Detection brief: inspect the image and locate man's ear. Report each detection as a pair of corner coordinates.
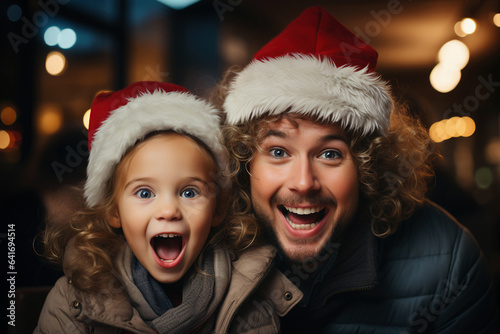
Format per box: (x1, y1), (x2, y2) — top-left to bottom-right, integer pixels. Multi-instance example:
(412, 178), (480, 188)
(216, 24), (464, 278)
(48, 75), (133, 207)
(108, 208), (122, 229)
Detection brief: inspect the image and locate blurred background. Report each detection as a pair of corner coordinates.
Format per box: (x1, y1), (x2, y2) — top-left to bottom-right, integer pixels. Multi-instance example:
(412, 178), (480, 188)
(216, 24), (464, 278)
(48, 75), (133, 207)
(1, 0), (500, 329)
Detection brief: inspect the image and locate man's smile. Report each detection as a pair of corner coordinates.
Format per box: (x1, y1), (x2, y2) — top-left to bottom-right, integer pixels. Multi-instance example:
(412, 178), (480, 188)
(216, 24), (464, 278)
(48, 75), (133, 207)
(279, 205), (326, 230)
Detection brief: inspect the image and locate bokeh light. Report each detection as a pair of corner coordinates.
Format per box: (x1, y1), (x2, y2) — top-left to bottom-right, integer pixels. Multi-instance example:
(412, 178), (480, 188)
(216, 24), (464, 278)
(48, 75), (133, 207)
(38, 105), (63, 135)
(454, 21), (467, 37)
(1, 107), (17, 125)
(460, 18), (476, 35)
(58, 28), (77, 49)
(430, 63), (461, 93)
(83, 109), (91, 130)
(475, 167), (493, 189)
(494, 13), (500, 27)
(429, 117), (476, 142)
(44, 26), (61, 46)
(438, 40), (469, 70)
(461, 116), (476, 137)
(45, 51), (67, 76)
(7, 4), (22, 22)
(0, 130), (10, 149)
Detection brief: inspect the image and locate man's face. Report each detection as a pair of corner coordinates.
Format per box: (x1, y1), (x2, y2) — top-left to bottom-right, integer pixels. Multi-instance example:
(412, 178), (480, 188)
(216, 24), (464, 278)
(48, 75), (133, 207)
(249, 116), (359, 263)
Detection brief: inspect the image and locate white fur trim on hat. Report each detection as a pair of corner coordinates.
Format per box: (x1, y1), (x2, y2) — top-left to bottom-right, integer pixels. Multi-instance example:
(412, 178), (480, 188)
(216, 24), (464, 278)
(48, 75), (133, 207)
(224, 54), (393, 135)
(84, 90), (226, 207)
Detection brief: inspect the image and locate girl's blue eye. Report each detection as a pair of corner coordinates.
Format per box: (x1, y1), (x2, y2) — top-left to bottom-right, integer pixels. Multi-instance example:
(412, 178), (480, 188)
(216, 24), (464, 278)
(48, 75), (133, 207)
(270, 148), (288, 158)
(181, 188), (199, 198)
(136, 189), (153, 199)
(320, 150), (341, 160)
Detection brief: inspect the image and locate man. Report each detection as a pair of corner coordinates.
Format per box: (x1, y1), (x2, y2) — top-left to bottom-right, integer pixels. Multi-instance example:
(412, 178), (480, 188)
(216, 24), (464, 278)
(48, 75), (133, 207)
(215, 6), (499, 333)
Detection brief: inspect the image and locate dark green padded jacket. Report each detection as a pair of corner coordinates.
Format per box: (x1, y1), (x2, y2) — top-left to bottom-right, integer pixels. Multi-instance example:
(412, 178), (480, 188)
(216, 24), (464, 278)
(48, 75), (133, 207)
(279, 201), (499, 333)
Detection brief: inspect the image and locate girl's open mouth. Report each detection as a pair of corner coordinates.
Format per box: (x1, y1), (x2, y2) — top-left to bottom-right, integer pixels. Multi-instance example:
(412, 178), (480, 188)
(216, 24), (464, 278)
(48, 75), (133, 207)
(151, 234), (184, 265)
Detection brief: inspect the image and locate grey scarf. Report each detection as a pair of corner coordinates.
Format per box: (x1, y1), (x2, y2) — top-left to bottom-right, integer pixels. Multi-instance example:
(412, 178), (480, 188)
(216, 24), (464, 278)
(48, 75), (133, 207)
(122, 246), (216, 334)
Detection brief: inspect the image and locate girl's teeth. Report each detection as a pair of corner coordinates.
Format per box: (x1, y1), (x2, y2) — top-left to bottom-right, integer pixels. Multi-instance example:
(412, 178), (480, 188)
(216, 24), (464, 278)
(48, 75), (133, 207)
(157, 233), (180, 238)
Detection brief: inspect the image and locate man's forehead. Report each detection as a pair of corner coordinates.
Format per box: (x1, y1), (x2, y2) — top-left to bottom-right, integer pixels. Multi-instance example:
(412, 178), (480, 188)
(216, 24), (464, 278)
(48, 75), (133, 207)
(262, 113), (345, 134)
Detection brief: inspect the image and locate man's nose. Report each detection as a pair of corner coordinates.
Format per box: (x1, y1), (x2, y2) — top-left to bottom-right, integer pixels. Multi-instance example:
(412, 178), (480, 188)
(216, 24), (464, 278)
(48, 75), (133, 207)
(287, 158), (321, 194)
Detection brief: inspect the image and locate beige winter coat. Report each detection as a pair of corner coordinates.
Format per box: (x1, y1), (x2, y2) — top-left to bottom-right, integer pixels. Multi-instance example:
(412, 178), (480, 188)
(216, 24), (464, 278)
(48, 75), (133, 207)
(35, 242), (301, 334)
(216, 245), (303, 333)
(34, 243), (231, 334)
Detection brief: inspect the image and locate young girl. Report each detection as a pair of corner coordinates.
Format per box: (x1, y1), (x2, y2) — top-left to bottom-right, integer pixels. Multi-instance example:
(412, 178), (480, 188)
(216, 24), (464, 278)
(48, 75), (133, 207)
(35, 81), (251, 333)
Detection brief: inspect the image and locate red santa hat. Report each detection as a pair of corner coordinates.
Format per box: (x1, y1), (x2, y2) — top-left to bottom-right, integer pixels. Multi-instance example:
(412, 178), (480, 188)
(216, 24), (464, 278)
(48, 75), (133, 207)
(84, 81), (226, 208)
(223, 6), (393, 135)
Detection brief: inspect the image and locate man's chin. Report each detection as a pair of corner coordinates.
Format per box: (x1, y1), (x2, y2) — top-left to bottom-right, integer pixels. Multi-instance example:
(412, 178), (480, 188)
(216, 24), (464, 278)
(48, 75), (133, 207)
(278, 239), (329, 264)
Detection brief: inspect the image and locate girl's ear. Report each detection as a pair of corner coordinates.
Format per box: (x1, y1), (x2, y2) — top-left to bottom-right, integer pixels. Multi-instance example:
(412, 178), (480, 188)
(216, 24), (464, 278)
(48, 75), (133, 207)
(108, 208), (122, 229)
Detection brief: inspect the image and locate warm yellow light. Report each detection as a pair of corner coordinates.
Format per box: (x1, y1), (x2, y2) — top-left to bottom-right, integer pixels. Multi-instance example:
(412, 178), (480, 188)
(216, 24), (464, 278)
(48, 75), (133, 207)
(460, 18), (476, 34)
(429, 123), (441, 142)
(444, 117), (459, 138)
(1, 106), (17, 125)
(430, 63), (461, 93)
(429, 117), (476, 142)
(437, 121), (449, 141)
(45, 51), (67, 76)
(462, 116), (476, 137)
(454, 22), (467, 37)
(455, 117), (467, 136)
(83, 109), (91, 130)
(0, 130), (10, 149)
(438, 40), (469, 70)
(38, 105), (63, 135)
(494, 13), (500, 27)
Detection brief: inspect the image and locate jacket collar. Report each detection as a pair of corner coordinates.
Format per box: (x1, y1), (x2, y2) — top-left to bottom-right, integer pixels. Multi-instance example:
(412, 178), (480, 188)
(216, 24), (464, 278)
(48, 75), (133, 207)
(309, 218), (379, 308)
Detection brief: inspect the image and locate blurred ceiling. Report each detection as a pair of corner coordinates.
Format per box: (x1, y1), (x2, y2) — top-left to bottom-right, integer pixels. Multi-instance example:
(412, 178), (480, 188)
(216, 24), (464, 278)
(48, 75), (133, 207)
(229, 0), (500, 70)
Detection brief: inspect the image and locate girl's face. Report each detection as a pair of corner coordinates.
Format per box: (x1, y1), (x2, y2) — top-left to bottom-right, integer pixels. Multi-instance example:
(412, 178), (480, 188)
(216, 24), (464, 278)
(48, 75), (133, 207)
(110, 133), (220, 283)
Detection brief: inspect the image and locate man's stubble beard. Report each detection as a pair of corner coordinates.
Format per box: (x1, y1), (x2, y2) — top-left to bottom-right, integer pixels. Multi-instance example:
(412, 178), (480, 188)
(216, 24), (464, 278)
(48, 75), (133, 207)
(252, 201), (355, 265)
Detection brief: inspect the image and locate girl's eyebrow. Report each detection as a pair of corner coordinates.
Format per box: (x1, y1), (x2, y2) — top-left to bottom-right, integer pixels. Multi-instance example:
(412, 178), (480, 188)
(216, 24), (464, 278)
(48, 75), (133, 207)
(124, 176), (211, 190)
(123, 177), (154, 190)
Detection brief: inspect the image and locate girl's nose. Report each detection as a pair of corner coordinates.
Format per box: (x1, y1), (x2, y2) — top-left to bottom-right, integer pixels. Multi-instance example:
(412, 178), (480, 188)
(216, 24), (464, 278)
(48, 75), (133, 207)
(155, 197), (182, 222)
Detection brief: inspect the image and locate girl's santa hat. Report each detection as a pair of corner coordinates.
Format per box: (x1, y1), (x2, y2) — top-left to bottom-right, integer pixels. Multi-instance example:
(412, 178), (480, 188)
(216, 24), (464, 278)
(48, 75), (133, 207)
(85, 81), (226, 207)
(223, 6), (393, 135)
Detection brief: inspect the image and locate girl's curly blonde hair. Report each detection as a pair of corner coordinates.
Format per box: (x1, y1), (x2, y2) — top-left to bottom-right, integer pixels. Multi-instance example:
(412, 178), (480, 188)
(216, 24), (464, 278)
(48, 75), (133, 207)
(212, 67), (437, 240)
(42, 132), (254, 293)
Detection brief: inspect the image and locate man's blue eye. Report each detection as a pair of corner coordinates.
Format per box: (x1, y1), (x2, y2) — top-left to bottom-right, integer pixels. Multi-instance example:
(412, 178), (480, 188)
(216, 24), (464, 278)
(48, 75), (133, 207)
(136, 189), (153, 199)
(321, 150), (341, 160)
(181, 188), (198, 198)
(270, 148), (287, 158)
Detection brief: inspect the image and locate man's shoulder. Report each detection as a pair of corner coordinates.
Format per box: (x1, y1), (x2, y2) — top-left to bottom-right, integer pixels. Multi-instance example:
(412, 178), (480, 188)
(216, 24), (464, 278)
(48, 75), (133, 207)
(382, 200), (482, 264)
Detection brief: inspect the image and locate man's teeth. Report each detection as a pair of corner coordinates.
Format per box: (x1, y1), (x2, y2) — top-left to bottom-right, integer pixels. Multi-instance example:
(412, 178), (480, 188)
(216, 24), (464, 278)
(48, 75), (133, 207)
(285, 216), (319, 230)
(283, 206), (323, 215)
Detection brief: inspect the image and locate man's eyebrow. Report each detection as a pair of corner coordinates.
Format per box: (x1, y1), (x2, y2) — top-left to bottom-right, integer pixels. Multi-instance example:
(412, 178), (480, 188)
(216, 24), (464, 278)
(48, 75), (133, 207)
(262, 129), (348, 143)
(320, 134), (348, 144)
(263, 129), (287, 138)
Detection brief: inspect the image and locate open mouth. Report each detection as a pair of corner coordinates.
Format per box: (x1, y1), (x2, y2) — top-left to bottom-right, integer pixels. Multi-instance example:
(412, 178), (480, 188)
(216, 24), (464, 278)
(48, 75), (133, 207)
(151, 234), (183, 263)
(279, 205), (326, 230)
